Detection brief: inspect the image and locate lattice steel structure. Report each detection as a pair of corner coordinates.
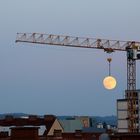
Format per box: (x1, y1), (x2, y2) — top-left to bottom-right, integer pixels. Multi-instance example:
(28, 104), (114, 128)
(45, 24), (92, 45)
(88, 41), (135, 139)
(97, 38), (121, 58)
(16, 33), (140, 132)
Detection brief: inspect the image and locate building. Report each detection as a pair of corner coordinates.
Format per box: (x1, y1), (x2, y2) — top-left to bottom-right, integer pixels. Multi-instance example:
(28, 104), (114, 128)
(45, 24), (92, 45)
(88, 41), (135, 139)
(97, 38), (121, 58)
(47, 130), (106, 140)
(110, 133), (140, 140)
(117, 90), (140, 132)
(82, 127), (106, 133)
(10, 127), (39, 140)
(75, 116), (90, 127)
(0, 115), (111, 140)
(117, 99), (128, 132)
(47, 118), (63, 136)
(0, 114), (64, 136)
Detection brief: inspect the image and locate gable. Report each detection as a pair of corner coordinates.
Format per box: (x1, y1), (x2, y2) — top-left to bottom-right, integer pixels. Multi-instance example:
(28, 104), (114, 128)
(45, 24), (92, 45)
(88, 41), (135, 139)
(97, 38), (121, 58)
(48, 119), (63, 136)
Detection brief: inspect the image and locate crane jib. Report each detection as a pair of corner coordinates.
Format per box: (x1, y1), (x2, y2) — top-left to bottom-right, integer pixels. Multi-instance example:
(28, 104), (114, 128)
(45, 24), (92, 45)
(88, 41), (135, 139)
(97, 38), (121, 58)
(15, 33), (140, 53)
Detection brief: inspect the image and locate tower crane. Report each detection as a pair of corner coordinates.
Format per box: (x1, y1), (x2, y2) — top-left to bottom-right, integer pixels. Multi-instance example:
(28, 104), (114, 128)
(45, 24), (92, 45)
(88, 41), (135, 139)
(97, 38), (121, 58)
(16, 33), (140, 132)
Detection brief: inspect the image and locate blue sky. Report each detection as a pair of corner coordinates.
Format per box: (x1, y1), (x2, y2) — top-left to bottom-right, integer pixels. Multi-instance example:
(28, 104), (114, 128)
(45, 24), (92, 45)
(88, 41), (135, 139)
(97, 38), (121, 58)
(0, 0), (140, 116)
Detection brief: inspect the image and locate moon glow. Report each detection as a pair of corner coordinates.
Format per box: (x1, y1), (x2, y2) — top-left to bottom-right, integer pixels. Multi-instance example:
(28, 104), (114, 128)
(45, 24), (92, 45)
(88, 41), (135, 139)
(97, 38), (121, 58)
(103, 76), (117, 90)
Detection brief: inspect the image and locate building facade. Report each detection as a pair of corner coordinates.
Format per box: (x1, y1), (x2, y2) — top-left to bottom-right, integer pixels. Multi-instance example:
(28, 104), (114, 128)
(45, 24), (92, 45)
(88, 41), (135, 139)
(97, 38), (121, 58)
(117, 90), (140, 132)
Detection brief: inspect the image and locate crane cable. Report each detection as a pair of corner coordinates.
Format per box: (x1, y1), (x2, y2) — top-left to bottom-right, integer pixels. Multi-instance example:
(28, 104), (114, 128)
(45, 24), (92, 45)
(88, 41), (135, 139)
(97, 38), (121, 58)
(107, 58), (112, 76)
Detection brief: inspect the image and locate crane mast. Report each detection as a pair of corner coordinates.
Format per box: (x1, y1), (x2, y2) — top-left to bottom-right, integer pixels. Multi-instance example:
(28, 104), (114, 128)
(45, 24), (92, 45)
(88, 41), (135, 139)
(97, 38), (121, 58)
(16, 33), (140, 132)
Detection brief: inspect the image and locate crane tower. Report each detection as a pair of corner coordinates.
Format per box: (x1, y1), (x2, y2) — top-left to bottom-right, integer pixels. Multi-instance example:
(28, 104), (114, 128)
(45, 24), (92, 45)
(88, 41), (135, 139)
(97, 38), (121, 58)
(16, 33), (140, 132)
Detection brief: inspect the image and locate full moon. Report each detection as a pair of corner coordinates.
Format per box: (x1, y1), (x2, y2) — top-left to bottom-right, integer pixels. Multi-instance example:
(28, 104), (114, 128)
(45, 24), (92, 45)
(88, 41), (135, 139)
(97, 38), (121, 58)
(103, 76), (117, 90)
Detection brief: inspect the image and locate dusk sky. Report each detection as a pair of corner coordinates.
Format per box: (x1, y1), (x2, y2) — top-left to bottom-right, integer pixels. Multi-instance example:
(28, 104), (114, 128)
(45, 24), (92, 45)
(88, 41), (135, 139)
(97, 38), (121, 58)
(0, 0), (140, 116)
